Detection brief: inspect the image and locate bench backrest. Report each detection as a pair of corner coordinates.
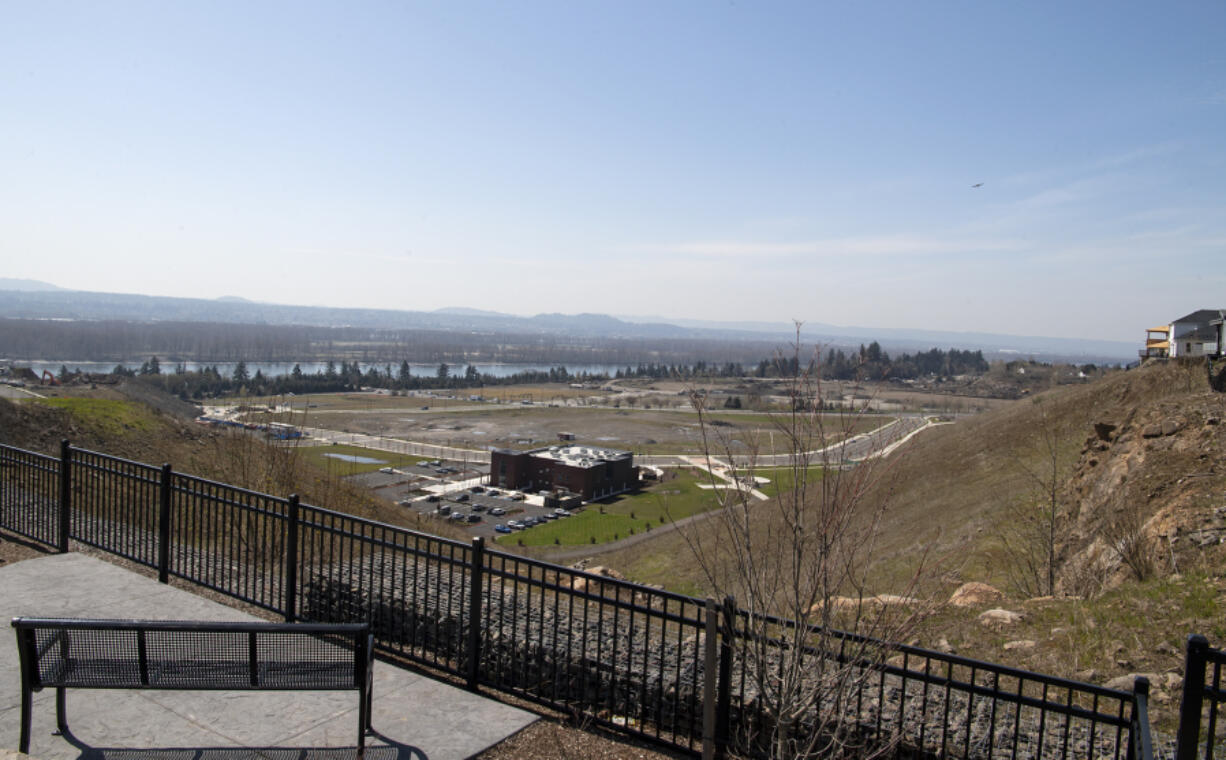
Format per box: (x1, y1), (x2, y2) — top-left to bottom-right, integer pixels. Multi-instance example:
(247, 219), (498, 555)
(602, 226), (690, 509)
(12, 618), (371, 691)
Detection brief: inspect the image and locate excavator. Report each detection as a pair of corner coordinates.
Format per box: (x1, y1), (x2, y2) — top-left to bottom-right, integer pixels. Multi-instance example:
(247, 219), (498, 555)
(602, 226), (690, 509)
(40, 370), (59, 386)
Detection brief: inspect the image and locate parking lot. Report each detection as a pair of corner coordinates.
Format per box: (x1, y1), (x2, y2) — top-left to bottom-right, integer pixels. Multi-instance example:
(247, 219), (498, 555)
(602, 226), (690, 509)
(410, 485), (580, 539)
(346, 459), (583, 540)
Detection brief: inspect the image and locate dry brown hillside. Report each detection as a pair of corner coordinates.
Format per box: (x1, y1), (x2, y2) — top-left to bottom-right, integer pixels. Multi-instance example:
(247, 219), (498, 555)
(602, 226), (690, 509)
(582, 360), (1226, 721)
(0, 386), (457, 537)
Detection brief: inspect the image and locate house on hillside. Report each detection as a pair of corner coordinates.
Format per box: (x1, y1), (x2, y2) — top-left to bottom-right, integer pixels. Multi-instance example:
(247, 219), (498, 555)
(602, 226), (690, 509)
(1169, 310), (1225, 357)
(1141, 325), (1170, 359)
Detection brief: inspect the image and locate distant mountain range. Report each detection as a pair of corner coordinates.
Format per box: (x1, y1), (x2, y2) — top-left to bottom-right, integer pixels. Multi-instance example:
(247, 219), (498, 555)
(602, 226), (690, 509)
(0, 281), (1138, 363)
(0, 278), (66, 292)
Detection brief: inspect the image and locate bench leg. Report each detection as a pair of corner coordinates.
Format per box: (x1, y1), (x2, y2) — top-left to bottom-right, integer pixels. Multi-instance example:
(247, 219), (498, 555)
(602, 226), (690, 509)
(365, 679), (374, 731)
(55, 686), (68, 734)
(19, 684), (32, 754)
(358, 690), (368, 756)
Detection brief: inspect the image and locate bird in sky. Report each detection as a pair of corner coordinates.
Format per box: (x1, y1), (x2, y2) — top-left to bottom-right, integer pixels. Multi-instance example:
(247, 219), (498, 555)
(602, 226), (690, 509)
(971, 182), (984, 188)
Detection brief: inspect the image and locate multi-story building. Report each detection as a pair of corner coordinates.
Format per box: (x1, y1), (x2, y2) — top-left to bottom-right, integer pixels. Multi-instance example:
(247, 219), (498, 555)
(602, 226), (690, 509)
(1169, 310), (1225, 357)
(490, 445), (639, 502)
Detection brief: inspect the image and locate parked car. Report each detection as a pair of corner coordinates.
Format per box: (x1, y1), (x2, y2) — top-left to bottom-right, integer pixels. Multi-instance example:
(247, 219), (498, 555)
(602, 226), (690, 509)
(486, 489), (500, 496)
(437, 504), (451, 515)
(506, 520), (523, 530)
(426, 495), (440, 502)
(553, 508), (570, 516)
(470, 486), (484, 493)
(466, 514), (481, 523)
(543, 512), (558, 520)
(455, 494), (469, 502)
(448, 512), (466, 521)
(494, 524), (511, 534)
(488, 507), (506, 516)
(509, 492), (525, 501)
(471, 504), (487, 512)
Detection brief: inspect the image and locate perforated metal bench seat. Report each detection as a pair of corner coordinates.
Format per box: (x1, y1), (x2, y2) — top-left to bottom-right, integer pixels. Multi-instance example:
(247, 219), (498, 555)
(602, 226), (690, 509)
(12, 618), (374, 755)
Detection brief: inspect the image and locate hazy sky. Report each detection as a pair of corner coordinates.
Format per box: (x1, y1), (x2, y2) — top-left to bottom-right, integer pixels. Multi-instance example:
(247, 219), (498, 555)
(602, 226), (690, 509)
(2, 2), (1223, 342)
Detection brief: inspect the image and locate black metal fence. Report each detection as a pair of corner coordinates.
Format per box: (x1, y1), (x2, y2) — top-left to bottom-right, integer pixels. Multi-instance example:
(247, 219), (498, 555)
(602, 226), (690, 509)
(0, 440), (1186, 758)
(1176, 635), (1226, 760)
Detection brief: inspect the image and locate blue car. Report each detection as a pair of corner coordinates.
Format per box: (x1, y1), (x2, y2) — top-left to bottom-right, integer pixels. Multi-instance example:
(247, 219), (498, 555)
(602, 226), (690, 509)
(494, 524), (512, 534)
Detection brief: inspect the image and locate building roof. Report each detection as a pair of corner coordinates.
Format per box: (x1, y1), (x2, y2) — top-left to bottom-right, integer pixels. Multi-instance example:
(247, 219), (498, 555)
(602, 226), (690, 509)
(1176, 326), (1220, 342)
(529, 445), (632, 468)
(1173, 309), (1226, 325)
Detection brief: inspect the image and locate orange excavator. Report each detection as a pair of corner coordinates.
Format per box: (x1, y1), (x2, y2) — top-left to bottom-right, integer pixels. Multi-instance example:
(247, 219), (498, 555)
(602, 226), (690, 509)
(40, 370), (60, 386)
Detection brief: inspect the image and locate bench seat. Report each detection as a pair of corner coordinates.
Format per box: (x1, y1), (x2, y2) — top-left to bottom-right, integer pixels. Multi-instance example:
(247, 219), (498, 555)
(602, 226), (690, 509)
(13, 618), (373, 754)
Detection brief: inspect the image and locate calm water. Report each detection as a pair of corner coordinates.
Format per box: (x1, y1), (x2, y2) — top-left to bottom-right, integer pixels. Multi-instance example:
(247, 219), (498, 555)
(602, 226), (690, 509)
(13, 360), (626, 379)
(322, 453), (386, 464)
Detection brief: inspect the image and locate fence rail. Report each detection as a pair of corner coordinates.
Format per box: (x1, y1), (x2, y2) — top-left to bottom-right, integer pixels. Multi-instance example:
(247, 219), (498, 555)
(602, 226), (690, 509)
(0, 440), (1193, 759)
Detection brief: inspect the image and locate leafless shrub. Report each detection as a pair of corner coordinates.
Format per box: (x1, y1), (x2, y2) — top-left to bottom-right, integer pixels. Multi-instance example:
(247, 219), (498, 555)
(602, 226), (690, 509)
(676, 326), (926, 759)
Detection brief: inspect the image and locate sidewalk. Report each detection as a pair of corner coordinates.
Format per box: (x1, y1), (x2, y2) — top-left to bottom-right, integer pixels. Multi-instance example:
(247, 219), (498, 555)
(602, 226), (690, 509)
(0, 553), (536, 759)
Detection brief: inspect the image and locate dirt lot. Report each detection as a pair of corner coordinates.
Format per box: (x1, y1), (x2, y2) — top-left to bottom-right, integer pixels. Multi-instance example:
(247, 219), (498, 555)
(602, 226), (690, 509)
(290, 403), (893, 455)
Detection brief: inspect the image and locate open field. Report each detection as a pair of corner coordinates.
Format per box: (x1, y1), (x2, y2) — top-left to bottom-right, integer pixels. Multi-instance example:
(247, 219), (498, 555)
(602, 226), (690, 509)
(496, 470), (716, 548)
(296, 442), (427, 476)
(234, 391), (898, 456)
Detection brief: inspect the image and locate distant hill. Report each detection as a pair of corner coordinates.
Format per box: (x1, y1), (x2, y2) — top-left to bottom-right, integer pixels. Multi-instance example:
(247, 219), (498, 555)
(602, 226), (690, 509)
(0, 286), (1138, 363)
(433, 306), (511, 318)
(0, 278), (64, 292)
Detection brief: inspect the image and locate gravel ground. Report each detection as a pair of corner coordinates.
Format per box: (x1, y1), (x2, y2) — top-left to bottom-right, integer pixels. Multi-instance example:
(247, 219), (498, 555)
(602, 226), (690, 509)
(473, 717), (687, 760)
(0, 530), (54, 567)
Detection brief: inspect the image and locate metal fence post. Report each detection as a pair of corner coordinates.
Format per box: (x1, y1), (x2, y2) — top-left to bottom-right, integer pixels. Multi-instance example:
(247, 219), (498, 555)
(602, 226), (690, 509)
(284, 495), (300, 622)
(1177, 634), (1210, 760)
(57, 440), (71, 553)
(157, 463), (172, 583)
(702, 598), (718, 760)
(715, 595), (736, 759)
(466, 536), (485, 691)
(1129, 676), (1152, 760)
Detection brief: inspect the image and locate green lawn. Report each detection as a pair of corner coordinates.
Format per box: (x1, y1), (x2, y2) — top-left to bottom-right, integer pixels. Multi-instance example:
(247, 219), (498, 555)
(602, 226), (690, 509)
(297, 443), (428, 476)
(738, 464), (827, 499)
(497, 470), (721, 547)
(36, 398), (156, 436)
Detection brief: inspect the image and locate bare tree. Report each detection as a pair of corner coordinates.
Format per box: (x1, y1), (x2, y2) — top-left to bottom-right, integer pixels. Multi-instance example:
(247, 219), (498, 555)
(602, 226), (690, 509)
(677, 328), (924, 759)
(998, 398), (1068, 597)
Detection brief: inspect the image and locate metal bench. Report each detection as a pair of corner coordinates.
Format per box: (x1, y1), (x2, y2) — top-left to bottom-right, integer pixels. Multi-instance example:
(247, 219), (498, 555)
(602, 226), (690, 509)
(12, 617), (374, 755)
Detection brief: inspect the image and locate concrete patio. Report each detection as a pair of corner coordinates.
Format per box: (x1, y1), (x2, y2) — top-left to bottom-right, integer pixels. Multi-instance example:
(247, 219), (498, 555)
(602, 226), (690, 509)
(0, 553), (537, 759)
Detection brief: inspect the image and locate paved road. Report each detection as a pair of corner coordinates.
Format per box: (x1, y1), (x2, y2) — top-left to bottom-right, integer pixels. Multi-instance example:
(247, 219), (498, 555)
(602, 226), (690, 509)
(637, 414), (933, 468)
(0, 383), (44, 400)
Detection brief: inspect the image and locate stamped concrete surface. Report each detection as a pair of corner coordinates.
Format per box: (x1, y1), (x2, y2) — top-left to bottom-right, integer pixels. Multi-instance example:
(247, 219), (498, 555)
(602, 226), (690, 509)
(0, 553), (536, 760)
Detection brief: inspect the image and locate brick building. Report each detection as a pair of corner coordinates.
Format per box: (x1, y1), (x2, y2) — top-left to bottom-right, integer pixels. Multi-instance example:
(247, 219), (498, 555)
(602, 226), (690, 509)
(489, 445), (639, 501)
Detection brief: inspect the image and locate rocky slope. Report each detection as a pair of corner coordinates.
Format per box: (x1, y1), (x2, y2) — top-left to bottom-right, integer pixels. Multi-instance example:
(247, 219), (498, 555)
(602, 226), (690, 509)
(1058, 361), (1226, 595)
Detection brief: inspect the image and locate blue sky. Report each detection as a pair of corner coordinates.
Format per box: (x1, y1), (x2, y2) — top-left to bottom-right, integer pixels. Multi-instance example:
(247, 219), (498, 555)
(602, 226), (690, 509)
(2, 1), (1223, 342)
